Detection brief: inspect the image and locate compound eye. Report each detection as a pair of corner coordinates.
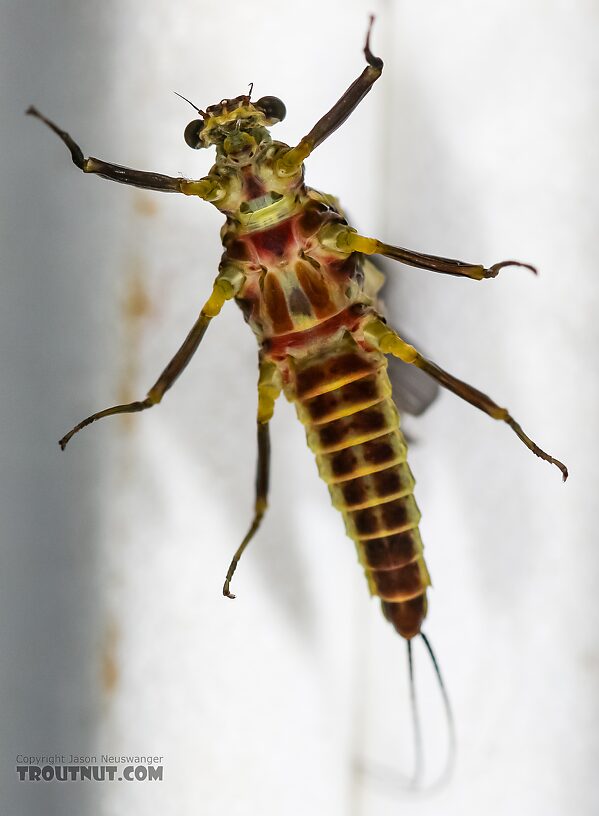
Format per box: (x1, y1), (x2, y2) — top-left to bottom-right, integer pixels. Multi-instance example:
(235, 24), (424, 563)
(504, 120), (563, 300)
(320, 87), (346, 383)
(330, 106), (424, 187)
(184, 119), (205, 149)
(255, 96), (286, 124)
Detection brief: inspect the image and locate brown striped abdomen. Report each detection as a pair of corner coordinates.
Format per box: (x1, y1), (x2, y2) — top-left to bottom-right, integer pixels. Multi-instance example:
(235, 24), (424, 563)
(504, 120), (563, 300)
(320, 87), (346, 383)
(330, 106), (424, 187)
(291, 341), (431, 639)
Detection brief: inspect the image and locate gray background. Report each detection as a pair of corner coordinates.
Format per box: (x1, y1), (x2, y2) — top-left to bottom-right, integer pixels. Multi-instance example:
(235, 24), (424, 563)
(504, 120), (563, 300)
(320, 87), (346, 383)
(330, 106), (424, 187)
(1, 1), (597, 814)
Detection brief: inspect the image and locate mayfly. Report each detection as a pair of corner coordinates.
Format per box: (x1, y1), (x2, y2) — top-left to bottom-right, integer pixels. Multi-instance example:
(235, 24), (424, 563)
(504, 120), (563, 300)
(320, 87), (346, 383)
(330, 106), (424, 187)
(28, 17), (567, 782)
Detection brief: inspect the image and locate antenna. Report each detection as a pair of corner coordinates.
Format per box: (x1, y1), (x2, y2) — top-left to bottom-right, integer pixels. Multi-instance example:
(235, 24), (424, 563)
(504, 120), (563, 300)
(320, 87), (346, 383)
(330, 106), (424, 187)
(174, 91), (206, 118)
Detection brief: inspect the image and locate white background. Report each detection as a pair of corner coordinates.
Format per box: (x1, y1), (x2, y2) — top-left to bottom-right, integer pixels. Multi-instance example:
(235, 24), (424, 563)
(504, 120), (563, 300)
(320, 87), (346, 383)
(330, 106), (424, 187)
(1, 1), (597, 814)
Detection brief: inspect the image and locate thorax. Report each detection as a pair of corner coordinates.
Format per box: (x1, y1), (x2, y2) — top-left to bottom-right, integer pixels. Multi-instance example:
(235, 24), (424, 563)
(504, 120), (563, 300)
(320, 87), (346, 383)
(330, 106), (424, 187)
(222, 190), (366, 344)
(207, 144), (372, 348)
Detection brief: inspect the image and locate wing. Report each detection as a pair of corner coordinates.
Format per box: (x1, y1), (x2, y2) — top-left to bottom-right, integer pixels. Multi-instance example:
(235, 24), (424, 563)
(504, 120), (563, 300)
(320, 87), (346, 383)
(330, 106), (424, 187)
(386, 354), (440, 416)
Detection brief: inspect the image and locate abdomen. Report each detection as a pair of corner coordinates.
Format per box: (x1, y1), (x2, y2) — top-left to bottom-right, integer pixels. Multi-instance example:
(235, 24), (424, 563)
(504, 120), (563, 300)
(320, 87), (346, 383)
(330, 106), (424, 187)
(289, 338), (431, 639)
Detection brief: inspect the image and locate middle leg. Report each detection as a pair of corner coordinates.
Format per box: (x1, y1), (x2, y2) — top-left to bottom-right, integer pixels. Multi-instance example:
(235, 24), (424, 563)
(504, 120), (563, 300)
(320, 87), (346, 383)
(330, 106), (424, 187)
(59, 273), (239, 449)
(319, 224), (537, 281)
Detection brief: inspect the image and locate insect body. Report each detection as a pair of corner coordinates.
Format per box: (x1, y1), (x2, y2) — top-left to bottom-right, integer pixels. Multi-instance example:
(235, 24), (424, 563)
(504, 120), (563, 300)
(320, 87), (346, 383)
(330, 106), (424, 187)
(28, 18), (567, 778)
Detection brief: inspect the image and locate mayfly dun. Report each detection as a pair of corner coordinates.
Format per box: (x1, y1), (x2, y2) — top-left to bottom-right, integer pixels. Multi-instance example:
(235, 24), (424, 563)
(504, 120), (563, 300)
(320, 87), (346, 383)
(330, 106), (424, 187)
(28, 17), (567, 784)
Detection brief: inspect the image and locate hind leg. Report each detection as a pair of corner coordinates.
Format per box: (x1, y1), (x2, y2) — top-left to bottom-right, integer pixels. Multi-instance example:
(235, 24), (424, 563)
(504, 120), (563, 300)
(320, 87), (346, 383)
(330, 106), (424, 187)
(223, 360), (281, 599)
(364, 318), (568, 480)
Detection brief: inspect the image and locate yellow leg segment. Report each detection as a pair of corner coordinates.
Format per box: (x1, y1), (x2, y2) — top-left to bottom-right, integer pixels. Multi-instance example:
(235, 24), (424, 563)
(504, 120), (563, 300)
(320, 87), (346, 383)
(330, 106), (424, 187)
(257, 361), (282, 424)
(179, 176), (225, 202)
(276, 140), (312, 177)
(364, 318), (568, 481)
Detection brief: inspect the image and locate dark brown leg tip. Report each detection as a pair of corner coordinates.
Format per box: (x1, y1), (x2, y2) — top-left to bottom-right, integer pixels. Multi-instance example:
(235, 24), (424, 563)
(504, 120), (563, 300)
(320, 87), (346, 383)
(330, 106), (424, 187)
(489, 260), (538, 277)
(222, 584), (236, 600)
(364, 15), (383, 71)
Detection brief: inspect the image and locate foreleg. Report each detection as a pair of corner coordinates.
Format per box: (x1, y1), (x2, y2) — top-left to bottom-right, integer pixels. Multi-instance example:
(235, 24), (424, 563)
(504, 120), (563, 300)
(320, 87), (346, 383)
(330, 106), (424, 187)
(277, 17), (383, 176)
(27, 106), (223, 199)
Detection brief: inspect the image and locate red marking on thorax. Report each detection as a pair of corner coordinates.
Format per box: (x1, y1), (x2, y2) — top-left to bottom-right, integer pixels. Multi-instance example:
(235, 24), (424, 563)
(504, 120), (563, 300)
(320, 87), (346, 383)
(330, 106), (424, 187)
(248, 219), (295, 261)
(242, 166), (266, 200)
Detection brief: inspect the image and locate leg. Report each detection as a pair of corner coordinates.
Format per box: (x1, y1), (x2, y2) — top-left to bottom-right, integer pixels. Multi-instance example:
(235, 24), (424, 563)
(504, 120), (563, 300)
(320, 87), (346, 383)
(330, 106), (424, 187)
(320, 224), (537, 281)
(59, 276), (238, 449)
(26, 106), (223, 200)
(364, 318), (568, 480)
(223, 361), (282, 599)
(277, 17), (383, 175)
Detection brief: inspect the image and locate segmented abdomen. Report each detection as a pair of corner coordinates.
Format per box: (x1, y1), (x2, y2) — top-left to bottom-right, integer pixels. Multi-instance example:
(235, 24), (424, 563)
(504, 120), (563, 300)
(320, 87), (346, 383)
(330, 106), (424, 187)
(292, 341), (431, 639)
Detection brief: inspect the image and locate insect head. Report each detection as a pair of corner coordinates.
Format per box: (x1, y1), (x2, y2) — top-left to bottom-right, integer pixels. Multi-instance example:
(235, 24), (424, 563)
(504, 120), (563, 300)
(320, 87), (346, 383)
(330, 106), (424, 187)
(183, 93), (286, 164)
